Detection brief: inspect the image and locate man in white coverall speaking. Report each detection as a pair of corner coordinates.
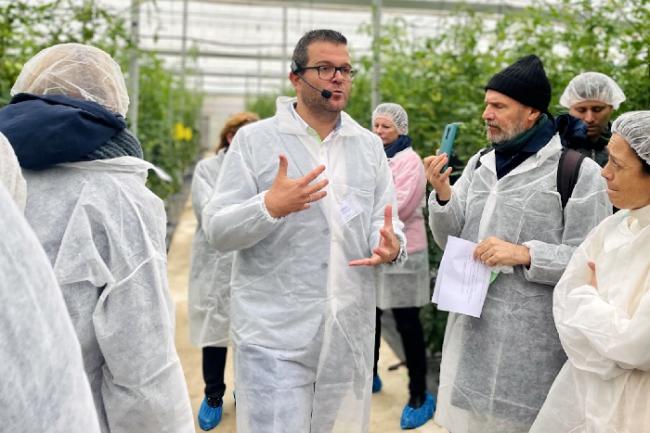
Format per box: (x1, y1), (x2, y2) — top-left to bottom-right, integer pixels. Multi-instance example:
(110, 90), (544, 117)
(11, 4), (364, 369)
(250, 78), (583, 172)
(203, 29), (405, 433)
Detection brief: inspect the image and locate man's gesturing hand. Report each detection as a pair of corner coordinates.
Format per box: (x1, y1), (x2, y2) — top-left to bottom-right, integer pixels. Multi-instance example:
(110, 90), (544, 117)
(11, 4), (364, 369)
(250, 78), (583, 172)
(349, 205), (401, 267)
(264, 154), (329, 218)
(473, 236), (531, 267)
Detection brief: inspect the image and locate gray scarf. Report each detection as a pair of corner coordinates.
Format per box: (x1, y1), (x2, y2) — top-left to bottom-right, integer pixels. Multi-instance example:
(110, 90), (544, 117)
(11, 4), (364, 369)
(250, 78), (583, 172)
(86, 128), (143, 160)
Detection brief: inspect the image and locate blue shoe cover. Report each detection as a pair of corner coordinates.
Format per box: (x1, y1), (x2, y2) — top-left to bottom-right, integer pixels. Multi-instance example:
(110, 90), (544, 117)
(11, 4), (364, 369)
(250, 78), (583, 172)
(198, 397), (223, 431)
(372, 374), (382, 393)
(400, 392), (436, 429)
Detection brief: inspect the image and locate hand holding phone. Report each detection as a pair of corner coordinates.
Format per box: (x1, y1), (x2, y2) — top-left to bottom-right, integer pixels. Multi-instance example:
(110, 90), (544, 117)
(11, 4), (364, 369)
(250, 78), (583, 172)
(438, 123), (459, 171)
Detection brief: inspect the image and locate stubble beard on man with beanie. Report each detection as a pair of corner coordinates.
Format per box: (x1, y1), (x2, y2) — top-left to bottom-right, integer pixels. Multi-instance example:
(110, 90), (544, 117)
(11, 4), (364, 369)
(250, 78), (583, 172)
(485, 117), (529, 143)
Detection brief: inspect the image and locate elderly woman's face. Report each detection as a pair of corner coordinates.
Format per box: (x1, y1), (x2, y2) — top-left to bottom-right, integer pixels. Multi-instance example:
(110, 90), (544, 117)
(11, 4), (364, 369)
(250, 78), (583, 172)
(373, 115), (400, 146)
(601, 133), (650, 210)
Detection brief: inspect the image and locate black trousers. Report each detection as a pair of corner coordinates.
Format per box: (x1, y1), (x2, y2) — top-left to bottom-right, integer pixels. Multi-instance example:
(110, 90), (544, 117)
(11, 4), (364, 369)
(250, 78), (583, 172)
(373, 307), (427, 399)
(202, 346), (228, 400)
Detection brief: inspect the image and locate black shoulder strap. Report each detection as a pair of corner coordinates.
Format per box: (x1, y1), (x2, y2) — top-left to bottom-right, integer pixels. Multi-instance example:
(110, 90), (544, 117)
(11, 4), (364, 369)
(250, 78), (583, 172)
(557, 148), (586, 209)
(473, 147), (493, 170)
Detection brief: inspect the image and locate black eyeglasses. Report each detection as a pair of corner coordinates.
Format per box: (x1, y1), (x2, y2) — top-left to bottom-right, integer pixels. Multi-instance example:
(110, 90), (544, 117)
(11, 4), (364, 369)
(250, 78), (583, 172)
(301, 65), (357, 81)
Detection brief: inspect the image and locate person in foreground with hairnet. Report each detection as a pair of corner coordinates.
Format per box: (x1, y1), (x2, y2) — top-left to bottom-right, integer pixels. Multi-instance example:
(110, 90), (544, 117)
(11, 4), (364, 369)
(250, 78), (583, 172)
(189, 111), (259, 431)
(530, 110), (650, 432)
(0, 43), (194, 433)
(0, 132), (26, 211)
(424, 55), (611, 433)
(202, 29), (405, 433)
(557, 72), (626, 167)
(371, 102), (434, 429)
(0, 184), (101, 433)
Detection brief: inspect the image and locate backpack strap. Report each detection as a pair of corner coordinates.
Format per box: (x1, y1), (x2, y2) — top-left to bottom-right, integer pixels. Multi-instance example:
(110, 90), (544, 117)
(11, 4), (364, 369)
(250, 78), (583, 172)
(473, 147), (494, 170)
(557, 148), (586, 209)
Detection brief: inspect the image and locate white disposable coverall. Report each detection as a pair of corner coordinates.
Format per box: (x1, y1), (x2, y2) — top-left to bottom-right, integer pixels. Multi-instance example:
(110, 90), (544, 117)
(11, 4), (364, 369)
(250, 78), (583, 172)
(530, 205), (650, 433)
(0, 131), (26, 210)
(203, 96), (405, 433)
(0, 185), (101, 433)
(23, 157), (194, 433)
(188, 150), (232, 347)
(428, 135), (611, 433)
(376, 147), (429, 310)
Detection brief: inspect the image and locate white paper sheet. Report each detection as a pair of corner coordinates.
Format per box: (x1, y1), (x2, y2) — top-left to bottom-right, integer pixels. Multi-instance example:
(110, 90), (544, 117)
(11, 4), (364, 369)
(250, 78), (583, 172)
(432, 236), (491, 318)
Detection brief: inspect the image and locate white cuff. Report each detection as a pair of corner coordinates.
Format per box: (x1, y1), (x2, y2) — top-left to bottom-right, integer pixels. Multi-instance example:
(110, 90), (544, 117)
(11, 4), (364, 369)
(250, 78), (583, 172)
(259, 191), (284, 223)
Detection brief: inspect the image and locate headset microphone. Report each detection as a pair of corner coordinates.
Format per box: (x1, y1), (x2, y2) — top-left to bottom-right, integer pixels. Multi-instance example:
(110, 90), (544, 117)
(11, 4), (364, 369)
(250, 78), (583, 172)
(319, 87), (333, 99)
(291, 61), (333, 99)
(301, 77), (332, 99)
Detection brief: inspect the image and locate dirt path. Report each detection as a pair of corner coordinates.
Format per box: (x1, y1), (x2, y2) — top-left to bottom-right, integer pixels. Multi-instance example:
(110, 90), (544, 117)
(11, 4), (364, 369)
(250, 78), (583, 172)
(167, 195), (448, 433)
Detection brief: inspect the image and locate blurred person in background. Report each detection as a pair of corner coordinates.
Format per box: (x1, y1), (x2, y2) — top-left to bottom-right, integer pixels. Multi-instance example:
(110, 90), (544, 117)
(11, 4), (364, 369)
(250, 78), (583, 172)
(189, 111), (259, 431)
(0, 43), (194, 433)
(530, 111), (650, 433)
(371, 102), (434, 430)
(557, 72), (626, 167)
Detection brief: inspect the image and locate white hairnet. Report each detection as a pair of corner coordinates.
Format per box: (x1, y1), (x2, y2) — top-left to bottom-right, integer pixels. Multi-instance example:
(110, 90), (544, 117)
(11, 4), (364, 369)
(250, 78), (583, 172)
(612, 111), (650, 165)
(11, 43), (129, 117)
(372, 102), (409, 135)
(560, 72), (626, 109)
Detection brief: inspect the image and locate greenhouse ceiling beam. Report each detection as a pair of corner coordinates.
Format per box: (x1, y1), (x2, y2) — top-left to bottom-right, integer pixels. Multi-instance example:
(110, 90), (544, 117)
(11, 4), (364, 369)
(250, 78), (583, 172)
(190, 0), (523, 14)
(148, 48), (285, 61)
(203, 88), (282, 96)
(176, 70), (286, 79)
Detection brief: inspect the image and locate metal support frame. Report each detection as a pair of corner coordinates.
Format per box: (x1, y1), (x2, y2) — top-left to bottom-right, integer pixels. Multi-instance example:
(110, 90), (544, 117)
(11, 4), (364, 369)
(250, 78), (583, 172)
(189, 0), (521, 14)
(371, 0), (381, 112)
(128, 0), (140, 135)
(136, 0), (521, 97)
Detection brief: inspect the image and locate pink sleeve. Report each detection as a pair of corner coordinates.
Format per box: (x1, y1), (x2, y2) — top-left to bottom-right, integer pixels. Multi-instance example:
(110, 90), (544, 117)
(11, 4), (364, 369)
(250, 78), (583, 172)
(391, 151), (426, 222)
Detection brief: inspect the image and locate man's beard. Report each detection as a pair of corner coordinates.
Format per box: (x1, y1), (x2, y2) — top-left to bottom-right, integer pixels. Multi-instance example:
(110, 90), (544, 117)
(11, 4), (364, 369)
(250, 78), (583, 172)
(302, 87), (345, 114)
(486, 120), (527, 144)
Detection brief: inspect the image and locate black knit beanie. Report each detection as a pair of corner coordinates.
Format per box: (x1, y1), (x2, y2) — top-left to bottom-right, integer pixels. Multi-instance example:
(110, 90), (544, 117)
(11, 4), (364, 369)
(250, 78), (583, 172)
(485, 55), (551, 113)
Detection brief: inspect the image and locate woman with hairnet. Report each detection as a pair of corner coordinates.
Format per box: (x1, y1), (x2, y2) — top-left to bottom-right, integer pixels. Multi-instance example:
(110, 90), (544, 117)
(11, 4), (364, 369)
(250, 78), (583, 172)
(189, 111), (258, 431)
(371, 103), (434, 429)
(0, 43), (194, 433)
(557, 72), (626, 167)
(530, 111), (650, 433)
(1, 183), (101, 433)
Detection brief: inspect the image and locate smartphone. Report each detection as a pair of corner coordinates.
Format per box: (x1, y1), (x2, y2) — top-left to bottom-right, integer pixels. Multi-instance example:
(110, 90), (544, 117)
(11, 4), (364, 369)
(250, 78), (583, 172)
(438, 123), (459, 171)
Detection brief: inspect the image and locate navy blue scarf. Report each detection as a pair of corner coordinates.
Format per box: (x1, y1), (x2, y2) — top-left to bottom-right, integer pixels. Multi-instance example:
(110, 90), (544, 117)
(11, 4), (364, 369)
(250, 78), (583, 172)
(0, 93), (127, 169)
(384, 134), (412, 158)
(494, 114), (556, 179)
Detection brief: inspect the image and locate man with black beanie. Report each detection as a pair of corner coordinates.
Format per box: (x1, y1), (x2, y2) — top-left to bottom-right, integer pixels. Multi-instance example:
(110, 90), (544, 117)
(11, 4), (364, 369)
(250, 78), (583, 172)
(423, 55), (611, 433)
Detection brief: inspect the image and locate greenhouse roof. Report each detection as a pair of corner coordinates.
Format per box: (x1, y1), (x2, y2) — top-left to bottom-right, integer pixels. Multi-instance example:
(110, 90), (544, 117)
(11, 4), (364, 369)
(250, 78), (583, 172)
(98, 0), (526, 97)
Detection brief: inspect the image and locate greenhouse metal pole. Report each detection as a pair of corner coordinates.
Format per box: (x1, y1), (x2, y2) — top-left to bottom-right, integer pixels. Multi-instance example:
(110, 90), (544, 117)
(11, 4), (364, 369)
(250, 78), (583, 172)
(180, 0), (189, 114)
(281, 6), (288, 92)
(371, 0), (381, 112)
(128, 0), (140, 135)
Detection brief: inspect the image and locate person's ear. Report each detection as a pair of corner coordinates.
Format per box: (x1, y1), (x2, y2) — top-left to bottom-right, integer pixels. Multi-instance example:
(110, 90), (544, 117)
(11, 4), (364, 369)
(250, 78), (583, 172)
(289, 71), (301, 89)
(527, 107), (542, 123)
